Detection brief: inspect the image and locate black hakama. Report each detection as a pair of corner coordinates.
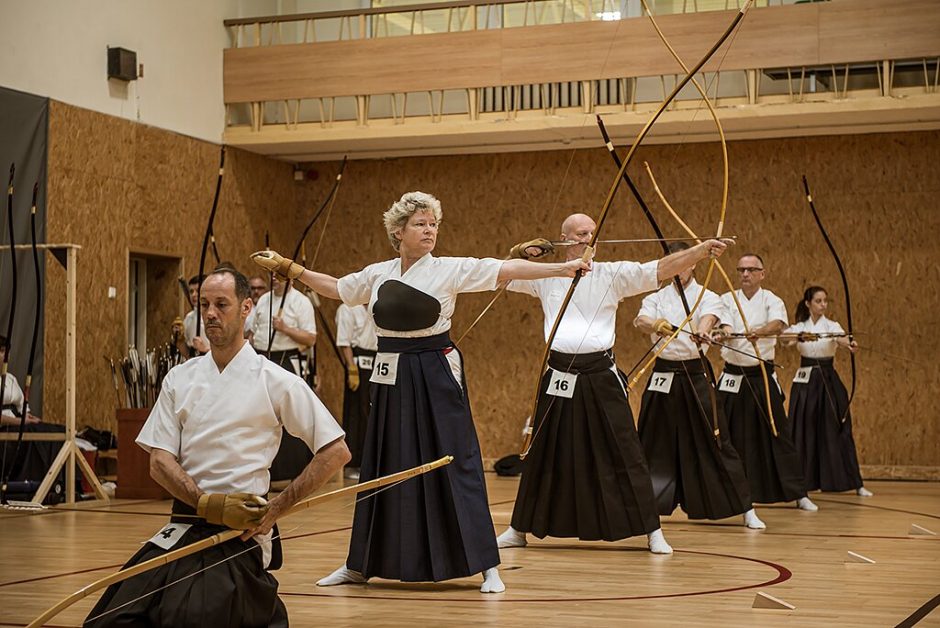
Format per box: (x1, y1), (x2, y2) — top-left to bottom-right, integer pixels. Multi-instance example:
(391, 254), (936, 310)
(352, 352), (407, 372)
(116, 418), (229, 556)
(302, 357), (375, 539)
(637, 358), (752, 520)
(510, 350), (660, 541)
(719, 363), (806, 504)
(346, 332), (499, 582)
(343, 347), (375, 469)
(789, 356), (863, 492)
(266, 348), (314, 481)
(86, 502), (286, 628)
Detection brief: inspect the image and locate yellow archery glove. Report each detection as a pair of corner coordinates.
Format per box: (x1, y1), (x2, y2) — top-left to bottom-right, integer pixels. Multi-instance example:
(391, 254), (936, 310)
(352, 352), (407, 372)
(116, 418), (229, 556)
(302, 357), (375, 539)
(653, 318), (675, 337)
(197, 492), (269, 530)
(347, 362), (360, 392)
(509, 238), (555, 260)
(250, 250), (305, 281)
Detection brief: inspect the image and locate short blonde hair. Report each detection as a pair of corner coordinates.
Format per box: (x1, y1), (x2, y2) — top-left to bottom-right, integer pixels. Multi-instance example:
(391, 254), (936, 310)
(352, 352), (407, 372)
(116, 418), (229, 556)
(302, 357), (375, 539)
(383, 191), (443, 251)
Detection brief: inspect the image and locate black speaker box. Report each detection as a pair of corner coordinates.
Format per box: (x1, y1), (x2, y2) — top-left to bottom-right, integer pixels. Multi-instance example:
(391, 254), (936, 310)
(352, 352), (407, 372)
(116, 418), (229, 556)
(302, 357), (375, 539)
(107, 47), (137, 82)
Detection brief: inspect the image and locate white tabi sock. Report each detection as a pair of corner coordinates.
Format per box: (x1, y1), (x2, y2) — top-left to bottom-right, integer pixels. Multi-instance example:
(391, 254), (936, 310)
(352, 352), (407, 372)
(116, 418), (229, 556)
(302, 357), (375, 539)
(496, 526), (527, 549)
(856, 486), (874, 497)
(480, 567), (506, 593)
(796, 496), (819, 511)
(743, 508), (766, 529)
(316, 564), (368, 586)
(647, 528), (673, 554)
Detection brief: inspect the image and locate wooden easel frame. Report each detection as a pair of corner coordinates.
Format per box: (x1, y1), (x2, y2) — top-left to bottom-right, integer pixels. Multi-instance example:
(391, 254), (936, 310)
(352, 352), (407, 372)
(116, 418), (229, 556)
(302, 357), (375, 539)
(0, 243), (108, 504)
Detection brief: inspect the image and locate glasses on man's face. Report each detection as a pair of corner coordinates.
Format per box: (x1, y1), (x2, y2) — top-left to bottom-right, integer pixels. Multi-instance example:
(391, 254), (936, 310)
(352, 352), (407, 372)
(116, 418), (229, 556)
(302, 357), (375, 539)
(736, 267), (764, 274)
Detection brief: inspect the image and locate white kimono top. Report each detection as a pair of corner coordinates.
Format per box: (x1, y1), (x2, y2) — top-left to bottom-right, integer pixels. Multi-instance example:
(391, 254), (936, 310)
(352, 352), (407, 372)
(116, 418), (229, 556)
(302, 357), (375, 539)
(137, 341), (344, 496)
(248, 288), (317, 352)
(786, 315), (845, 359)
(336, 304), (378, 351)
(637, 279), (723, 360)
(336, 254), (502, 338)
(1, 373), (24, 418)
(719, 288), (788, 366)
(509, 260), (659, 353)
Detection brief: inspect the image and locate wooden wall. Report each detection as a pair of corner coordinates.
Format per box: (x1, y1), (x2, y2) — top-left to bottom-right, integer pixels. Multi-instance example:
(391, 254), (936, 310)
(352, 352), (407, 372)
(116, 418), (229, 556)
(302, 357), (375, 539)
(43, 102), (939, 474)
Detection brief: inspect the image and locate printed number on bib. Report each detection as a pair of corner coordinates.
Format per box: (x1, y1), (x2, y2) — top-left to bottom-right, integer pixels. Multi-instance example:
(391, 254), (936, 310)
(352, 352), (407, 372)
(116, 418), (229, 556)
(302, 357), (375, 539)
(546, 370), (577, 398)
(648, 372), (674, 394)
(148, 523), (192, 550)
(357, 355), (374, 370)
(370, 353), (399, 385)
(793, 367), (812, 384)
(719, 373), (743, 394)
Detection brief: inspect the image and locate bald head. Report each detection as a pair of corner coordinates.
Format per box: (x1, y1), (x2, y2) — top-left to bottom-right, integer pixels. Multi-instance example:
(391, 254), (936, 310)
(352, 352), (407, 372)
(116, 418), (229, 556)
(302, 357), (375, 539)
(561, 213), (596, 240)
(559, 213), (596, 260)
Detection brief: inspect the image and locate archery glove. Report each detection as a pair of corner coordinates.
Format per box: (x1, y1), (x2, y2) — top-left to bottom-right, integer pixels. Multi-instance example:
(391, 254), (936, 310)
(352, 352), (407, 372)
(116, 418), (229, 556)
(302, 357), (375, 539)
(251, 250), (305, 280)
(653, 318), (675, 336)
(347, 362), (360, 392)
(197, 492), (268, 530)
(509, 238), (554, 260)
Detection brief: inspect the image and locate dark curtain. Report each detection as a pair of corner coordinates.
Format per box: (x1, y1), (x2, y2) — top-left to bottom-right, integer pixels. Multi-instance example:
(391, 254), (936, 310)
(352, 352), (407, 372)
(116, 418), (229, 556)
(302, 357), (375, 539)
(0, 85), (48, 416)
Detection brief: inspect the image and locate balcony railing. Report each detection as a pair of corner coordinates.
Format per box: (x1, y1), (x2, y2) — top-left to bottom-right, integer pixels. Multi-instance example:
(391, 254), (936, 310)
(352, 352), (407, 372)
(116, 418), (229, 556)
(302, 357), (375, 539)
(224, 0), (810, 49)
(222, 0), (939, 133)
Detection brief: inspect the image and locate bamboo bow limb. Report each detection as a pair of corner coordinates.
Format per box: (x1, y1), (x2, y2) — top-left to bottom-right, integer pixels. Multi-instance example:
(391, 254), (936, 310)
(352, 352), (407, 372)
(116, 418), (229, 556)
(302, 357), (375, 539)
(28, 456), (453, 628)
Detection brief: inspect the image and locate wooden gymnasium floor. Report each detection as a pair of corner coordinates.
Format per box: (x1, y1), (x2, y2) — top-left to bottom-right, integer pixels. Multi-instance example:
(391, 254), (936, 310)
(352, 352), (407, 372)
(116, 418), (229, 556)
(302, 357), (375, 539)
(1, 476), (938, 627)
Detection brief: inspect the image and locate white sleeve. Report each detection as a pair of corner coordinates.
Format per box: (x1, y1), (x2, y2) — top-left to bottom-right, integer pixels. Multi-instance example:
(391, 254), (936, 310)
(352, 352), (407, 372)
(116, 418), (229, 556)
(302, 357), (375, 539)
(505, 278), (539, 297)
(292, 292), (317, 334)
(335, 305), (354, 347)
(278, 379), (345, 454)
(699, 289), (724, 321)
(337, 263), (380, 307)
(1, 375), (24, 417)
(767, 292), (789, 325)
(183, 311), (196, 346)
(831, 320), (846, 334)
(637, 292), (660, 320)
(136, 370), (181, 456)
(450, 257), (503, 294)
(610, 260), (660, 299)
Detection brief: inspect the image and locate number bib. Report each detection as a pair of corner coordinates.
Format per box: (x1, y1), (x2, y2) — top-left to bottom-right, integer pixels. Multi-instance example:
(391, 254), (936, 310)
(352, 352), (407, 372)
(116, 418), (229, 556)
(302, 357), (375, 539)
(546, 370), (577, 398)
(370, 353), (400, 385)
(719, 373), (743, 394)
(793, 366), (812, 384)
(356, 355), (374, 370)
(648, 372), (675, 394)
(148, 523), (192, 550)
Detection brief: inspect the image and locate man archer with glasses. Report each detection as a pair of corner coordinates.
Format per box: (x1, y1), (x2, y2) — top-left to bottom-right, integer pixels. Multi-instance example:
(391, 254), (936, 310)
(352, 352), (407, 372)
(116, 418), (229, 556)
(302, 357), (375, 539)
(716, 254), (818, 512)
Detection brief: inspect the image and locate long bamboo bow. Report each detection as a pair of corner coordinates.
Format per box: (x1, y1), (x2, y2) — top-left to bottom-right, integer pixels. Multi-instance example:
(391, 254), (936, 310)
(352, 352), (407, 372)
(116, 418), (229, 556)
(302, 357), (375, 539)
(625, 0), (777, 435)
(267, 157), (347, 356)
(519, 1), (754, 458)
(0, 165), (21, 501)
(195, 147), (227, 343)
(6, 183), (44, 481)
(595, 115), (722, 445)
(802, 175), (855, 424)
(28, 455), (453, 627)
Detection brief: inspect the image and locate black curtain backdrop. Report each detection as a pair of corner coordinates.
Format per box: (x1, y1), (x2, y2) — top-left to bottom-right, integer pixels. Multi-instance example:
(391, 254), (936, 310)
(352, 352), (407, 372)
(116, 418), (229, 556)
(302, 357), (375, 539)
(0, 85), (48, 416)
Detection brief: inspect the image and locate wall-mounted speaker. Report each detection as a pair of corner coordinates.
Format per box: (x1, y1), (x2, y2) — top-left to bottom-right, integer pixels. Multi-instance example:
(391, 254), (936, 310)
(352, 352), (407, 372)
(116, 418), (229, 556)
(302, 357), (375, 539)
(107, 47), (138, 82)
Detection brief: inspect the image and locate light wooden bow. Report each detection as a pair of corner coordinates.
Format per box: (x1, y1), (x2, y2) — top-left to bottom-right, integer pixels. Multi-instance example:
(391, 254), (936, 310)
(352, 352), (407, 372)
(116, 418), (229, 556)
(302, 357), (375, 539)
(28, 456), (453, 628)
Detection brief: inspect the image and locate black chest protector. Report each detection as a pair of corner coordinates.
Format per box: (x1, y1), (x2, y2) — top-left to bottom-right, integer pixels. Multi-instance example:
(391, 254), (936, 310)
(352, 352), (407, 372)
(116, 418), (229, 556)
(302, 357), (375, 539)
(371, 280), (442, 332)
